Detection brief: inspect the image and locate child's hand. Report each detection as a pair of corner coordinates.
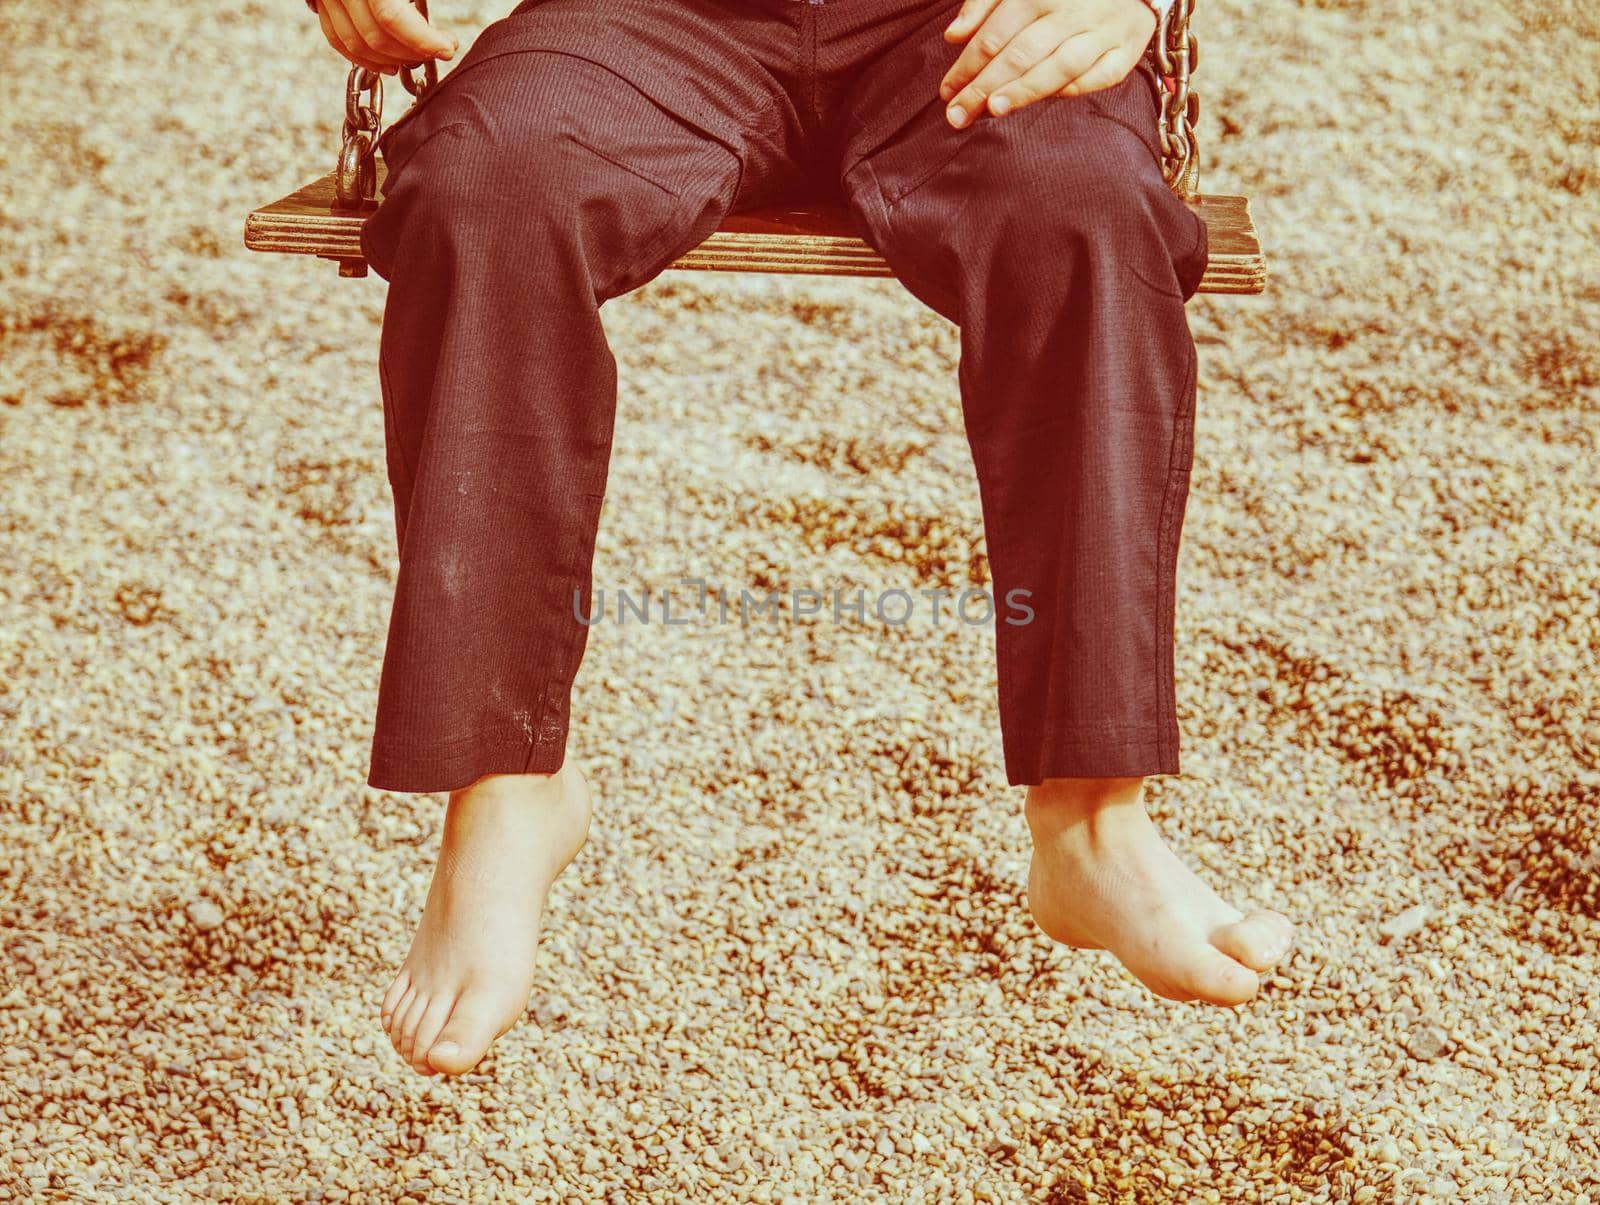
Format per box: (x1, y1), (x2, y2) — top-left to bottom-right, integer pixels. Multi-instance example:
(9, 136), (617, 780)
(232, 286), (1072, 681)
(939, 0), (1156, 128)
(310, 0), (458, 76)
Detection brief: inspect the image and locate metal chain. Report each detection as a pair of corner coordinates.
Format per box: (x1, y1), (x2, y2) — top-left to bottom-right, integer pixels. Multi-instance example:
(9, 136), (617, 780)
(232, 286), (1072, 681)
(1151, 0), (1200, 199)
(334, 66), (382, 209)
(397, 0), (440, 103)
(331, 0), (439, 211)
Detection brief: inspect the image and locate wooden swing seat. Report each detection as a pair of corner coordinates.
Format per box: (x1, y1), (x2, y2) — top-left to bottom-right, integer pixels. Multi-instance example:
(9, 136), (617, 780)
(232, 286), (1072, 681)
(244, 166), (1267, 295)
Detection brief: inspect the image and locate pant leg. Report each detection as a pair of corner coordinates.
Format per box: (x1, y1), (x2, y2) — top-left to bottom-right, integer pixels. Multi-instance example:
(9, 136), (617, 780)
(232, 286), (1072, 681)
(837, 37), (1211, 785)
(357, 36), (762, 794)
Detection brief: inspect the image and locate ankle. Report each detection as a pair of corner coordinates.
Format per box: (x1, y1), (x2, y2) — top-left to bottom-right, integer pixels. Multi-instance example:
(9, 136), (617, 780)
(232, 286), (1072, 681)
(452, 759), (571, 803)
(1024, 775), (1146, 833)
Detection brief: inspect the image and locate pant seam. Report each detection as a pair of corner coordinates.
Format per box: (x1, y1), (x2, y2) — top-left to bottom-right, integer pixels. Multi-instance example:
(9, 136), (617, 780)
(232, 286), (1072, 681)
(1153, 335), (1199, 771)
(519, 487), (606, 770)
(377, 341), (418, 510)
(521, 678), (559, 769)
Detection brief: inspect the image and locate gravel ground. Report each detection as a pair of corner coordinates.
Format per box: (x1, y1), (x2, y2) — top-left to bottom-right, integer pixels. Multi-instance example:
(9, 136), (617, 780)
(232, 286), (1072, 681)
(2, 0), (1597, 1201)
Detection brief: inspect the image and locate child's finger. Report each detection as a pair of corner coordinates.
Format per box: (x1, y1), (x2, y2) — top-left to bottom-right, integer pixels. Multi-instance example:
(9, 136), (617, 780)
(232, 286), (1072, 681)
(944, 15), (1068, 125)
(944, 0), (1003, 42)
(321, 0), (409, 67)
(341, 0), (439, 61)
(987, 30), (1114, 115)
(367, 0), (459, 58)
(1054, 41), (1138, 99)
(939, 0), (1032, 102)
(318, 2), (399, 73)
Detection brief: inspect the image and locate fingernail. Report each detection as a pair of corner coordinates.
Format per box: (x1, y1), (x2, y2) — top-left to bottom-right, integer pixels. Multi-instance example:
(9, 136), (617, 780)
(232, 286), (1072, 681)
(938, 82), (952, 101)
(946, 104), (967, 128)
(990, 95), (1011, 116)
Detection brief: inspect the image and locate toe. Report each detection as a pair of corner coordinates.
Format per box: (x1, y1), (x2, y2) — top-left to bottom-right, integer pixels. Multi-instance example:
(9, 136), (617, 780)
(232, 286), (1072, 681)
(409, 995), (456, 1074)
(427, 994), (505, 1075)
(1173, 944), (1261, 1007)
(381, 970), (412, 1027)
(1211, 910), (1295, 973)
(385, 983), (416, 1045)
(396, 990), (430, 1063)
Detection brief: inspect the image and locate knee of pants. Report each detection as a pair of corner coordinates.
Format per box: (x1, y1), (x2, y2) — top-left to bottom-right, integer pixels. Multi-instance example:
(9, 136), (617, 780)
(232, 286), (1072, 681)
(360, 112), (562, 280)
(944, 126), (1208, 309)
(361, 56), (695, 293)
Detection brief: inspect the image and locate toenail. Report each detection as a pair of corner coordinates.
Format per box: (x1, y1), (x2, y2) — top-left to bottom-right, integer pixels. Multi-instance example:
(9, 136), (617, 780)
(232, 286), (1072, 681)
(431, 1041), (459, 1058)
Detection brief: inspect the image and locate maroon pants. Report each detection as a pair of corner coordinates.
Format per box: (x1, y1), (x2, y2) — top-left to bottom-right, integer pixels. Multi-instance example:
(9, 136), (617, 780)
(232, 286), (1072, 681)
(358, 0), (1209, 794)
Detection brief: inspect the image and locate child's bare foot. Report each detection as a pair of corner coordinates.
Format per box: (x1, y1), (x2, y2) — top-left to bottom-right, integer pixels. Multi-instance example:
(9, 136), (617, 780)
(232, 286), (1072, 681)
(1025, 776), (1293, 1005)
(380, 758), (591, 1075)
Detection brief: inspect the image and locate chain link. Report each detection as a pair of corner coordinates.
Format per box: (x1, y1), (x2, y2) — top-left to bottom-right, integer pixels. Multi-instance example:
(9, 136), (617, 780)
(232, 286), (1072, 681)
(398, 0), (441, 100)
(1151, 0), (1200, 199)
(331, 0), (439, 211)
(333, 65), (381, 209)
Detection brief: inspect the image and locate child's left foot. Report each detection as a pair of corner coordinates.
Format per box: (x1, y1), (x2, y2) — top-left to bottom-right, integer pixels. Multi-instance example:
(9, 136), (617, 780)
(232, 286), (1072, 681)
(1025, 776), (1294, 1005)
(380, 759), (591, 1075)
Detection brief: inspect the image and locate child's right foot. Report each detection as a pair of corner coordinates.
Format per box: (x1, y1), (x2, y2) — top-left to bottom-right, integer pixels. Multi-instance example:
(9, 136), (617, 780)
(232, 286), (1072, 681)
(380, 759), (591, 1076)
(1025, 776), (1294, 1006)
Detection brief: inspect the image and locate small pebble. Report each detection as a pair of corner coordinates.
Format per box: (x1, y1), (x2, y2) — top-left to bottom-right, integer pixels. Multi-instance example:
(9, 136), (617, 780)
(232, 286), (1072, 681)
(1379, 904), (1433, 944)
(1405, 1026), (1452, 1061)
(185, 899), (225, 932)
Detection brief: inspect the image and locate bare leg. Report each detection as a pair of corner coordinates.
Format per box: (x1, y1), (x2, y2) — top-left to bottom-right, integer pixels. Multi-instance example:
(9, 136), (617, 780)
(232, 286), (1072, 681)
(1025, 777), (1294, 1005)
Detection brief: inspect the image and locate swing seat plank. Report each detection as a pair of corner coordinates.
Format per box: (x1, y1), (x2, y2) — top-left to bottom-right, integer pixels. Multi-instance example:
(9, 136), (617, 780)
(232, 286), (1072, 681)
(244, 169), (1266, 295)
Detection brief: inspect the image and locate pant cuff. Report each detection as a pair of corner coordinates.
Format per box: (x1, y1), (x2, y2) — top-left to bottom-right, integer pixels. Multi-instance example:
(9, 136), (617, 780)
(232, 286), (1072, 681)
(1004, 727), (1180, 787)
(367, 686), (573, 794)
